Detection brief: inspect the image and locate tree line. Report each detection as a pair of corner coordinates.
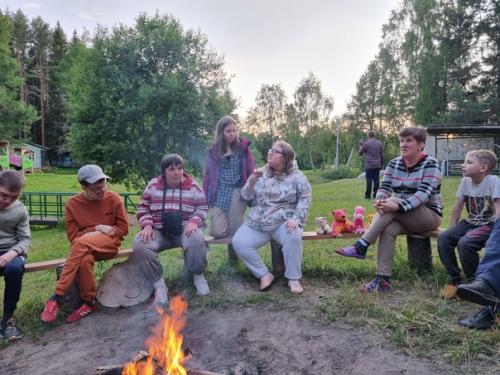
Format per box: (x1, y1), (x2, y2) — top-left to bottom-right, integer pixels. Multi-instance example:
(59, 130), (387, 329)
(1, 1), (498, 187)
(348, 0), (499, 132)
(244, 0), (500, 171)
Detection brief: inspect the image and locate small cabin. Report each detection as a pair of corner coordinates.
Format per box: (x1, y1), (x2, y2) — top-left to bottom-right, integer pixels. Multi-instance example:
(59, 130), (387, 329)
(424, 124), (500, 175)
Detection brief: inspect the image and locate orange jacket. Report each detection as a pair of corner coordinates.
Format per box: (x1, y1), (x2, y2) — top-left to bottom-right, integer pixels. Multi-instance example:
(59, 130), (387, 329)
(65, 191), (129, 243)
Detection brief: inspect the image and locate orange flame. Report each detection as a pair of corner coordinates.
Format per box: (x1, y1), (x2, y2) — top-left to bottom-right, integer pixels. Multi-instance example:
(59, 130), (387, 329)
(122, 296), (188, 375)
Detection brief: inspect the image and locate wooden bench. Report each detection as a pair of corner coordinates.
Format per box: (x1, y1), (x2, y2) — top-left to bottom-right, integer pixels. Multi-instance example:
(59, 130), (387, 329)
(25, 232), (349, 273)
(25, 230), (442, 276)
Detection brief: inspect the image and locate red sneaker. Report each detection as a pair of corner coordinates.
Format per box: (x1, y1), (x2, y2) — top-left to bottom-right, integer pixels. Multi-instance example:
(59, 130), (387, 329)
(66, 303), (97, 323)
(40, 300), (60, 323)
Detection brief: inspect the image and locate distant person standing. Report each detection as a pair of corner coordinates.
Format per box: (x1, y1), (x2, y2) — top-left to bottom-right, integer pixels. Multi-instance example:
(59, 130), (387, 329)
(359, 130), (384, 199)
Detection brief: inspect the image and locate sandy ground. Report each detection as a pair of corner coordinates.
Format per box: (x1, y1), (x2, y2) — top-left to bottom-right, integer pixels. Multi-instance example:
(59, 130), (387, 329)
(0, 279), (459, 375)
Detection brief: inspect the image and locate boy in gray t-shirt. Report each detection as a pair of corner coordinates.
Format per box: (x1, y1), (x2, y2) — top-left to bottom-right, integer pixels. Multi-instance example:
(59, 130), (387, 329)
(438, 150), (500, 299)
(0, 170), (31, 340)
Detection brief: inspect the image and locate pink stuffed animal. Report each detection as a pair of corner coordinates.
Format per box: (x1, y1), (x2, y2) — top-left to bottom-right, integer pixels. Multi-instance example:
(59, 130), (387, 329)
(352, 206), (365, 234)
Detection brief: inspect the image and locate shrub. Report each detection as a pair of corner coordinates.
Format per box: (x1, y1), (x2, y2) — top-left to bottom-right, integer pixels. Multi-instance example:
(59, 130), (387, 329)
(320, 165), (361, 180)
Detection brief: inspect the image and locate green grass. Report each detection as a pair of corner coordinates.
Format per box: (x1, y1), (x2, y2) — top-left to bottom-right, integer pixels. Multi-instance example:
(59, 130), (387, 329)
(1, 171), (499, 371)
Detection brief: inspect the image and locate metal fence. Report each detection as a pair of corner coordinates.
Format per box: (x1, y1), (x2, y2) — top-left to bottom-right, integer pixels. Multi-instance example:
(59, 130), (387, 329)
(21, 192), (141, 222)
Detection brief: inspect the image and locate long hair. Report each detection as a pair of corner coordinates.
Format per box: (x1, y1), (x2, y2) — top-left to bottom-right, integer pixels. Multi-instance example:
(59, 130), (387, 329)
(211, 115), (242, 158)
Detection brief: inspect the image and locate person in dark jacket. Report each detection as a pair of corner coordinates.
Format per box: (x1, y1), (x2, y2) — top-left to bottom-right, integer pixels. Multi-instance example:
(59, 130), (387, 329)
(203, 116), (255, 259)
(359, 130), (384, 199)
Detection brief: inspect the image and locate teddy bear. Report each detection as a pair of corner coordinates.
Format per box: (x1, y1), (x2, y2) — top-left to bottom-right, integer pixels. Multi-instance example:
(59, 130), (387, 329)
(314, 217), (332, 235)
(352, 205), (365, 234)
(366, 213), (374, 229)
(331, 208), (354, 237)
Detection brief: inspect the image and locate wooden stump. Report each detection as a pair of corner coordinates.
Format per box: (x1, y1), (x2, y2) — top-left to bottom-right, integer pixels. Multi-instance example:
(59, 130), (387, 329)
(56, 265), (82, 309)
(270, 239), (285, 278)
(406, 235), (433, 274)
(227, 244), (238, 263)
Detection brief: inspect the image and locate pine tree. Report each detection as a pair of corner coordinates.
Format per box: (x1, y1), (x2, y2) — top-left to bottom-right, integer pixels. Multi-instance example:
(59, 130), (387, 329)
(0, 11), (37, 140)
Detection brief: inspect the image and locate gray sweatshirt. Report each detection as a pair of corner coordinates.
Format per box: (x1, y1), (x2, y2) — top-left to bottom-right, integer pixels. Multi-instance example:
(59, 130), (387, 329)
(0, 200), (31, 256)
(359, 138), (384, 169)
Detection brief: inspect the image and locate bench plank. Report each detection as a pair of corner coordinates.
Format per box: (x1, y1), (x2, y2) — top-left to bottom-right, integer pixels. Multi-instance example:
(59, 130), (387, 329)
(25, 249), (134, 273)
(25, 229), (443, 273)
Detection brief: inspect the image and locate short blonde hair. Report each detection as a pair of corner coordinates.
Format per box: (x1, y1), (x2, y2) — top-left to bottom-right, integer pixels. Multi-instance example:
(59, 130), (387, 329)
(467, 149), (497, 172)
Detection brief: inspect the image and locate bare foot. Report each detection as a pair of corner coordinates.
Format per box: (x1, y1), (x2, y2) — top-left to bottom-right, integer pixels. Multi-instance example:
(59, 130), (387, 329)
(288, 280), (303, 294)
(259, 273), (275, 291)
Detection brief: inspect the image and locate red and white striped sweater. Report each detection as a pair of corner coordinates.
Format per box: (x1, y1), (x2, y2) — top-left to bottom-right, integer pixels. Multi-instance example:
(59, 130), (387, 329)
(137, 173), (208, 230)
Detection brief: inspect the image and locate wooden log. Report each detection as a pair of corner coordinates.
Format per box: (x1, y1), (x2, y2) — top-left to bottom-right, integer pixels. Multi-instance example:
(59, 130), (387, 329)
(95, 365), (222, 375)
(406, 234), (433, 274)
(56, 265), (83, 309)
(227, 243), (238, 263)
(270, 239), (285, 278)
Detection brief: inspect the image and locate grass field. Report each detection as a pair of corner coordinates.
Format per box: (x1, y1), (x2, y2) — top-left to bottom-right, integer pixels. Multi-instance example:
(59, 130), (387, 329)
(1, 171), (499, 370)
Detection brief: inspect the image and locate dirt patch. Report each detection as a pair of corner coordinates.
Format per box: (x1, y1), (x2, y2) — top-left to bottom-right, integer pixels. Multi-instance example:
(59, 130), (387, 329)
(0, 280), (455, 375)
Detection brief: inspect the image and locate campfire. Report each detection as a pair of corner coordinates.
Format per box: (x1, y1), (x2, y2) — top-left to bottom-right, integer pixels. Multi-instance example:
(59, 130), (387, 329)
(96, 295), (221, 375)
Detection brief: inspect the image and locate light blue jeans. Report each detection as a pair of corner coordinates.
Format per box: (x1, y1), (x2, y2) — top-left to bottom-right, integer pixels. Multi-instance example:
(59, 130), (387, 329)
(232, 222), (303, 280)
(476, 219), (500, 295)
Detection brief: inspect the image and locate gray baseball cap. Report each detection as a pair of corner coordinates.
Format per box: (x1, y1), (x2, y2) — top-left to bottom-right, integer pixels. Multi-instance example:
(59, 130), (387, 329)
(77, 164), (110, 184)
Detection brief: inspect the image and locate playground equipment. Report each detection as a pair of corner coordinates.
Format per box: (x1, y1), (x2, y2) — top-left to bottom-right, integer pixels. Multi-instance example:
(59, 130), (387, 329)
(0, 140), (35, 173)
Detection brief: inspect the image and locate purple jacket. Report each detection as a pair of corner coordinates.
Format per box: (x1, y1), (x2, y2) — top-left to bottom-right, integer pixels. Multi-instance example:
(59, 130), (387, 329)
(203, 138), (255, 207)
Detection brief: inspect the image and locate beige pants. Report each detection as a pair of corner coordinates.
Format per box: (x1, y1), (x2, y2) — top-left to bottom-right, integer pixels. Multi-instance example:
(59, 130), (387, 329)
(209, 188), (247, 238)
(362, 198), (442, 276)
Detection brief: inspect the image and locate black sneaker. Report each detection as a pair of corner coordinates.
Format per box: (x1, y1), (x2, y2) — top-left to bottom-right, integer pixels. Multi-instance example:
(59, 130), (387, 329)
(3, 319), (22, 341)
(458, 306), (496, 330)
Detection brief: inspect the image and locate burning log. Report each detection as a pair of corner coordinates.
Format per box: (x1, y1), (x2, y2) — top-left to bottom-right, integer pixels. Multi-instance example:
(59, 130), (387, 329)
(95, 365), (222, 375)
(96, 296), (222, 375)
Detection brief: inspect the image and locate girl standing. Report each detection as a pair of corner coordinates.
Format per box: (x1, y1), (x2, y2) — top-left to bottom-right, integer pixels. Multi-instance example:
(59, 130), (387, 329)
(203, 116), (255, 259)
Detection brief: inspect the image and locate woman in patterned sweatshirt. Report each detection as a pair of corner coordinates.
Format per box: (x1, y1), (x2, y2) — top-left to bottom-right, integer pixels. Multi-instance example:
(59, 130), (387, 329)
(336, 126), (442, 293)
(232, 141), (312, 294)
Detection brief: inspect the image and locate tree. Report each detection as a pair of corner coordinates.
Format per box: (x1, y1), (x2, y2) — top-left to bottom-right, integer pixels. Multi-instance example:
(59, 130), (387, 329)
(45, 22), (68, 163)
(0, 11), (37, 140)
(292, 73), (334, 169)
(29, 16), (51, 146)
(64, 13), (235, 188)
(476, 0), (500, 123)
(9, 10), (30, 117)
(250, 83), (287, 140)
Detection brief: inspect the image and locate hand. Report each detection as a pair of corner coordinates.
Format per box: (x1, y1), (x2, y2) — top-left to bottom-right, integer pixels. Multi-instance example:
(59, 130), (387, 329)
(184, 221), (198, 237)
(248, 170), (263, 185)
(96, 224), (116, 237)
(374, 199), (399, 213)
(374, 199), (385, 215)
(285, 219), (299, 233)
(0, 250), (18, 268)
(139, 225), (154, 243)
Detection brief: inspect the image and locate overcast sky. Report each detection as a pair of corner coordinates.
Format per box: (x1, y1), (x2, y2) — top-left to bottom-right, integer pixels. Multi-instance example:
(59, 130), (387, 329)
(4, 0), (399, 116)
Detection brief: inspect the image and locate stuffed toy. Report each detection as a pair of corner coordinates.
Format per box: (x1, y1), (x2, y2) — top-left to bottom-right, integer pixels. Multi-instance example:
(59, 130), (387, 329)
(366, 213), (374, 229)
(331, 208), (354, 237)
(314, 217), (332, 235)
(352, 206), (365, 234)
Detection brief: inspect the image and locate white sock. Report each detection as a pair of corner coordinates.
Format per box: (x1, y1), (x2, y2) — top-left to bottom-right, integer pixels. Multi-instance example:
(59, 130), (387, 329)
(153, 279), (168, 304)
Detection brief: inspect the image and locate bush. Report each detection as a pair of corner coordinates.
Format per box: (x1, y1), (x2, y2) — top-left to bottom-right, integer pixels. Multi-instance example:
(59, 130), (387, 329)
(320, 165), (361, 181)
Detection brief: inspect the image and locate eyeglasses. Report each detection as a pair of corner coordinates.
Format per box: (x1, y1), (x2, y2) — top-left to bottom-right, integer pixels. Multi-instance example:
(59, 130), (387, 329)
(268, 148), (283, 155)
